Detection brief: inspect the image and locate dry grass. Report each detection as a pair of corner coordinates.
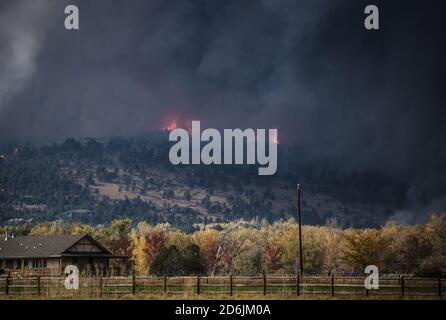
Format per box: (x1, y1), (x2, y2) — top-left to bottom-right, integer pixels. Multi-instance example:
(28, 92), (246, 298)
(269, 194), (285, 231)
(1, 292), (444, 301)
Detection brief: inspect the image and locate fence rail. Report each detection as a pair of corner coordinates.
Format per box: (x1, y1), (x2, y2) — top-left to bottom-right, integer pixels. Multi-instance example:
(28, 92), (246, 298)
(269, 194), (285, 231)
(0, 275), (443, 298)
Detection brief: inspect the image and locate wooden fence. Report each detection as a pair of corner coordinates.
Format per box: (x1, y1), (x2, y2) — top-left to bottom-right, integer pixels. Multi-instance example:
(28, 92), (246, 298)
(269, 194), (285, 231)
(0, 275), (443, 298)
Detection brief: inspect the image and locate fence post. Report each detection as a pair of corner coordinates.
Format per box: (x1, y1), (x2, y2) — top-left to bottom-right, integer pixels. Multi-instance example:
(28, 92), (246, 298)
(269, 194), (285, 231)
(439, 277), (442, 298)
(197, 276), (200, 294)
(37, 276), (41, 296)
(296, 273), (300, 296)
(365, 277), (369, 297)
(401, 276), (405, 297)
(230, 275), (233, 296)
(5, 276), (9, 295)
(164, 276), (167, 293)
(331, 275), (335, 297)
(132, 274), (136, 295)
(263, 271), (267, 296)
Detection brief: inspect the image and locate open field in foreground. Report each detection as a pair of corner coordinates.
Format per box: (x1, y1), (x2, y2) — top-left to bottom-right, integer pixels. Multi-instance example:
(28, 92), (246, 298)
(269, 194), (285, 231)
(0, 275), (444, 300)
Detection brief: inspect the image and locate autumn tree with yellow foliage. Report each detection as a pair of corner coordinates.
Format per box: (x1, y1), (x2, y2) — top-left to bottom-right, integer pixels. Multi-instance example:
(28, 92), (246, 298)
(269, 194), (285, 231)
(4, 213), (446, 277)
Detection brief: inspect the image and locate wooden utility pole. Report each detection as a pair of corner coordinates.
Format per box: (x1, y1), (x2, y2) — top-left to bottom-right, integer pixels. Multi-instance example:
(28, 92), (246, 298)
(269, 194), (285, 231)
(37, 276), (41, 296)
(132, 273), (136, 295)
(296, 184), (304, 276)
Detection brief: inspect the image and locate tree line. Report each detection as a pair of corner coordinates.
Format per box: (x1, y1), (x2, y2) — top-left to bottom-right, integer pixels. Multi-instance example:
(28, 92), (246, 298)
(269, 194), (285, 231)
(1, 213), (445, 277)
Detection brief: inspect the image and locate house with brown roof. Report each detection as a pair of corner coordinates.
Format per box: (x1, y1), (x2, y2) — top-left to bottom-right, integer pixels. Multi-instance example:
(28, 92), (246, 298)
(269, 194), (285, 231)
(0, 234), (125, 276)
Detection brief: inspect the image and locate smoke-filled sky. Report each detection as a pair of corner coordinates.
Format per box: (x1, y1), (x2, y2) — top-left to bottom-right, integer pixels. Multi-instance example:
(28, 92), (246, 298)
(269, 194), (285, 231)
(0, 0), (445, 221)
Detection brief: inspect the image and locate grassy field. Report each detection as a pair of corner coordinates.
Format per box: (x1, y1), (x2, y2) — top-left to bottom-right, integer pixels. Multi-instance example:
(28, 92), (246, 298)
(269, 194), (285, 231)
(0, 275), (444, 300)
(1, 292), (444, 300)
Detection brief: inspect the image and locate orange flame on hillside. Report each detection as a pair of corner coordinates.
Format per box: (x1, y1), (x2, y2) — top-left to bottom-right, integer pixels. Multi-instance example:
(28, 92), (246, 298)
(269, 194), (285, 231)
(163, 119), (178, 131)
(162, 116), (196, 133)
(272, 130), (279, 145)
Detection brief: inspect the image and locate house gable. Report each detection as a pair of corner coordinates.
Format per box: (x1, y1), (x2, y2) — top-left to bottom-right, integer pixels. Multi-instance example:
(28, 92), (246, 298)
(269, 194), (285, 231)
(64, 235), (111, 255)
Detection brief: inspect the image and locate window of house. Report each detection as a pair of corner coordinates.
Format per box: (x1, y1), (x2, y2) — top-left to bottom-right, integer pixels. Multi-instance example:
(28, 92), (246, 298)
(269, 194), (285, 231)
(32, 260), (43, 268)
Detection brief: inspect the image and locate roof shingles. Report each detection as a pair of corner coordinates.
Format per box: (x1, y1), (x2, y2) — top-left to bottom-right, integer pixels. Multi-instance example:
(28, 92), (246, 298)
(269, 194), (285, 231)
(0, 235), (102, 259)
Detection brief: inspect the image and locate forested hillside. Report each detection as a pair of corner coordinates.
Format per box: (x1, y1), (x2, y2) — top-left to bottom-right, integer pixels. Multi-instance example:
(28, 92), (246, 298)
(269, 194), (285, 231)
(0, 136), (406, 229)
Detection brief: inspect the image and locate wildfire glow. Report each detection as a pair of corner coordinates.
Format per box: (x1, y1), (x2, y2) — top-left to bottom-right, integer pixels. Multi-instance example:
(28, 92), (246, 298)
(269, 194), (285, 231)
(163, 120), (178, 131)
(163, 116), (195, 133)
(272, 131), (279, 145)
